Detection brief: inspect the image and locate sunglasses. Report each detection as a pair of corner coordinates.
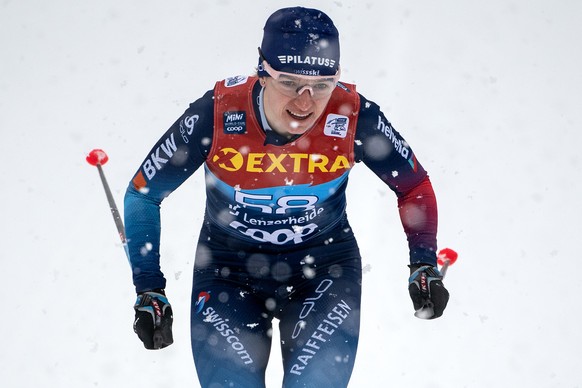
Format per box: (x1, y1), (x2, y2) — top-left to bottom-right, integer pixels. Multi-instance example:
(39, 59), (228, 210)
(258, 48), (341, 100)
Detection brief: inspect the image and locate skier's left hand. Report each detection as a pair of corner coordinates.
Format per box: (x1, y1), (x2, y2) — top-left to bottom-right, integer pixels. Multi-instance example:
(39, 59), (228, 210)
(408, 264), (449, 319)
(133, 290), (174, 349)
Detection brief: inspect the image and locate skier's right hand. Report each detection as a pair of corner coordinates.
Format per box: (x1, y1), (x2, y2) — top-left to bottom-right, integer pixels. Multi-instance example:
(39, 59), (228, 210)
(133, 290), (174, 349)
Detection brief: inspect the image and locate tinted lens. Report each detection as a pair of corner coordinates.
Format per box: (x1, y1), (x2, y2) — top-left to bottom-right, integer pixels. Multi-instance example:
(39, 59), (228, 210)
(273, 76), (337, 99)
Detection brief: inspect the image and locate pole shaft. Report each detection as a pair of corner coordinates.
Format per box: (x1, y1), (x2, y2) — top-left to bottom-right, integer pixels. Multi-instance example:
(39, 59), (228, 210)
(96, 164), (130, 261)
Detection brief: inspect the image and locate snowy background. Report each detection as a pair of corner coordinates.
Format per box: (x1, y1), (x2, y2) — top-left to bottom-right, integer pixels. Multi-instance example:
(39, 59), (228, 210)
(2, 0), (582, 387)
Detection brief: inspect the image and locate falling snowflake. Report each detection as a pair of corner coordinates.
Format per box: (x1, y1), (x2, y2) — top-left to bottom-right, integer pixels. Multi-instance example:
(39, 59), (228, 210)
(303, 266), (316, 279)
(302, 255), (315, 265)
(140, 242), (153, 256)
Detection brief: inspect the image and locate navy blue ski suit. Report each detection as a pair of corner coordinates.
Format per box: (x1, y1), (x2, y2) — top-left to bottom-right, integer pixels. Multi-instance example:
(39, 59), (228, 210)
(124, 76), (438, 387)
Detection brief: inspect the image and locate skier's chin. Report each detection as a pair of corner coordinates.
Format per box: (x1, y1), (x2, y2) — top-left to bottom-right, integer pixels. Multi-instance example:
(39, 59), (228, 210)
(285, 115), (316, 135)
(286, 121), (312, 136)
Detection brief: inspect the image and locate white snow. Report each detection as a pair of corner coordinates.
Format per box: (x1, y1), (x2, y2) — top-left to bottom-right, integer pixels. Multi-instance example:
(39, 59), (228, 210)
(2, 1), (582, 387)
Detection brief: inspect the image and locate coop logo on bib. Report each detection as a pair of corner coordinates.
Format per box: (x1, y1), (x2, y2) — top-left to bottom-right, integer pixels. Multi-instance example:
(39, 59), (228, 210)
(223, 111), (246, 134)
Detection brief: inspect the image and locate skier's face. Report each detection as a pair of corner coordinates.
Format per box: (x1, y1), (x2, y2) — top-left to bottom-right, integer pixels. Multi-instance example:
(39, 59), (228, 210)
(262, 77), (334, 138)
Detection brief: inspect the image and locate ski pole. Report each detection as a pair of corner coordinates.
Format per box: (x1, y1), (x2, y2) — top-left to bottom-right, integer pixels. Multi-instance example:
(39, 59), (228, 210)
(86, 149), (130, 262)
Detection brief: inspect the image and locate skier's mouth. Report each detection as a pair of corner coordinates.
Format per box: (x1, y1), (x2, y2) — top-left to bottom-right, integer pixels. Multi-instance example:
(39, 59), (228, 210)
(287, 110), (312, 121)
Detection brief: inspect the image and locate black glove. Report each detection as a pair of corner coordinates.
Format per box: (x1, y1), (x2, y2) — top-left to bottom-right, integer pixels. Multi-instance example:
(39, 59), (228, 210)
(408, 265), (449, 319)
(133, 290), (174, 349)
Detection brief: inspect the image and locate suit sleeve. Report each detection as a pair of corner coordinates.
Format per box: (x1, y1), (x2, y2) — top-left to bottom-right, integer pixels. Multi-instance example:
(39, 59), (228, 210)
(124, 89), (214, 292)
(354, 94), (438, 265)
